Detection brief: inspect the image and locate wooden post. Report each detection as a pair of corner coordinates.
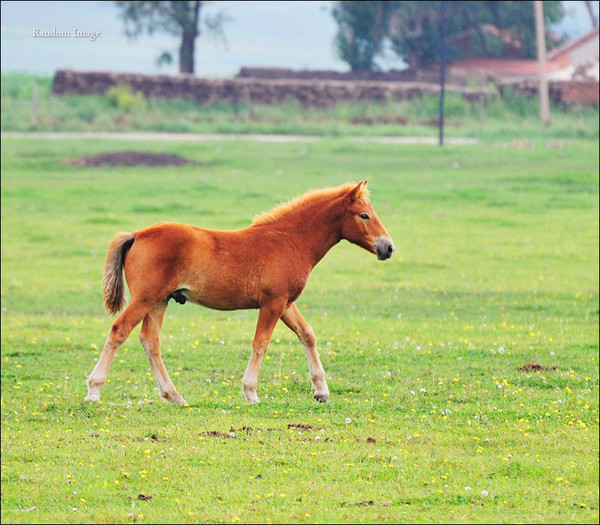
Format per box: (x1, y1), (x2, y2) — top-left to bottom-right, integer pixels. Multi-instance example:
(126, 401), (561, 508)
(534, 1), (550, 124)
(32, 83), (40, 124)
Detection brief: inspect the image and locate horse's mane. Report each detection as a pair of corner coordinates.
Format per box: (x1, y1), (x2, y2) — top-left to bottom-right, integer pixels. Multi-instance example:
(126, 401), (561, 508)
(252, 182), (369, 226)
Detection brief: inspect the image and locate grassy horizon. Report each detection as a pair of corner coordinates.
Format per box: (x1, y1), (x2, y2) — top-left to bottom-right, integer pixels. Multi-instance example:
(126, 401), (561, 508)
(1, 72), (598, 142)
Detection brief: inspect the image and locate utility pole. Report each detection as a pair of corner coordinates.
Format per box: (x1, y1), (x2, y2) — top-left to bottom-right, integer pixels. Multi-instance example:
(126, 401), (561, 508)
(439, 0), (446, 146)
(534, 1), (550, 124)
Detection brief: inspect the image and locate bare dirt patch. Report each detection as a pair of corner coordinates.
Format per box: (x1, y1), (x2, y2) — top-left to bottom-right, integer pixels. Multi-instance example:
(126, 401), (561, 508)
(287, 423), (318, 431)
(67, 151), (192, 167)
(199, 430), (234, 439)
(519, 363), (559, 372)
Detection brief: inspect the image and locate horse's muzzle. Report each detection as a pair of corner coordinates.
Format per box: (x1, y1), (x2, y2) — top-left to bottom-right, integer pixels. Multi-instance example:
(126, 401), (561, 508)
(375, 237), (395, 260)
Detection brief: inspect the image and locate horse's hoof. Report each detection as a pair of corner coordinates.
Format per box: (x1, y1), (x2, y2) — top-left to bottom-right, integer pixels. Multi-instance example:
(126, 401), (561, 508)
(314, 393), (329, 403)
(84, 394), (99, 402)
(242, 384), (260, 404)
(162, 392), (187, 405)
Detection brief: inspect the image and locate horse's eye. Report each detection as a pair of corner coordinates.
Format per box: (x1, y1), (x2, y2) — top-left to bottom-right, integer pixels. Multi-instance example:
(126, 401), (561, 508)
(360, 213), (370, 220)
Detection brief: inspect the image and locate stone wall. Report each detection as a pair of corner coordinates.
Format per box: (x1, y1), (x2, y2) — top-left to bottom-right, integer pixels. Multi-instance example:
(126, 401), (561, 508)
(52, 69), (597, 107)
(52, 69), (487, 108)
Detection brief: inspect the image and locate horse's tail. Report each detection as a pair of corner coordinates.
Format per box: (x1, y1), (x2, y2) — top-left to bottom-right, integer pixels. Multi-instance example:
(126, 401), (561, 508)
(103, 232), (135, 316)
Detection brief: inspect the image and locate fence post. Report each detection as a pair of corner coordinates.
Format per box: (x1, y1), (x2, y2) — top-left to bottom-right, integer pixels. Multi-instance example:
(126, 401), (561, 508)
(32, 83), (39, 124)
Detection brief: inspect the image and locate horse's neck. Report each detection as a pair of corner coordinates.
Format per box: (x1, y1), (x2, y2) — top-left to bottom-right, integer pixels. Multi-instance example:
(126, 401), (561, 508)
(281, 199), (343, 267)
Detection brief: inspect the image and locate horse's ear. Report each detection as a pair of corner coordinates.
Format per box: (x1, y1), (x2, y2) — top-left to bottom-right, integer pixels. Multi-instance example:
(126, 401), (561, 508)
(347, 180), (368, 203)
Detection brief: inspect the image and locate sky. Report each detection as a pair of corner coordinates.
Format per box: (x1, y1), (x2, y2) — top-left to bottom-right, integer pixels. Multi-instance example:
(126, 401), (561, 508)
(1, 1), (598, 78)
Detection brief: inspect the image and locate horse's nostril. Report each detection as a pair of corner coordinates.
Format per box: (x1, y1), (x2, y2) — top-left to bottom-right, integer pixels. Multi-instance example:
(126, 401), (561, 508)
(375, 238), (394, 260)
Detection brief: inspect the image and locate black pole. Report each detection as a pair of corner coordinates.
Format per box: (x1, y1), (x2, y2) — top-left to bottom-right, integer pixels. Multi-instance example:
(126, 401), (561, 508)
(439, 0), (446, 146)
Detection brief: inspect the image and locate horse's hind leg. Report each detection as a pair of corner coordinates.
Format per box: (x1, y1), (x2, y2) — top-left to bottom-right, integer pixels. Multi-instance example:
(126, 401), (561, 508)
(281, 303), (330, 403)
(139, 302), (187, 405)
(85, 299), (151, 402)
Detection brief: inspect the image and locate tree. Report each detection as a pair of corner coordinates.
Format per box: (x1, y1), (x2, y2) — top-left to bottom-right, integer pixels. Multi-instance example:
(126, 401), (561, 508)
(332, 1), (396, 71)
(114, 1), (228, 74)
(331, 1), (566, 71)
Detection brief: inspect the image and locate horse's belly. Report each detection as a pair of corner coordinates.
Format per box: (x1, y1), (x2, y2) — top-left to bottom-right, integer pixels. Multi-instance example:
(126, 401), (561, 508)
(187, 293), (258, 311)
(181, 278), (259, 311)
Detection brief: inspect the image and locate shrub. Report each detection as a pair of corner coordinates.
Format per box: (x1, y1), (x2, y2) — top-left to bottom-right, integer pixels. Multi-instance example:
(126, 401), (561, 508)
(105, 83), (147, 113)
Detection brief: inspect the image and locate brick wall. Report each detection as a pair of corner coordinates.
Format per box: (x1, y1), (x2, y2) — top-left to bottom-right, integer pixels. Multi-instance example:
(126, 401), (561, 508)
(497, 78), (599, 106)
(558, 81), (599, 106)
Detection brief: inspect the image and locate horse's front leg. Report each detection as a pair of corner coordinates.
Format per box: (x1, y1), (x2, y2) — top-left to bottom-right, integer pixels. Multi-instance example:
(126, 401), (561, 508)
(281, 303), (330, 403)
(242, 299), (287, 403)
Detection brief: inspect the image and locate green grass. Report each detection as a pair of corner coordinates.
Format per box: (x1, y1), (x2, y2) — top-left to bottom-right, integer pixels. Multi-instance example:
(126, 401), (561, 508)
(2, 72), (598, 141)
(1, 136), (598, 524)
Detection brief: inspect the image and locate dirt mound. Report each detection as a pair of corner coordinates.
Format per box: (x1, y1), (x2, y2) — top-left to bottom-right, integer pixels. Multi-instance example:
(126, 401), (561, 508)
(67, 151), (191, 167)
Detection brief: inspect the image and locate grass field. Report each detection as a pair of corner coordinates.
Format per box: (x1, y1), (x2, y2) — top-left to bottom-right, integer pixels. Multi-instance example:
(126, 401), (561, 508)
(1, 134), (598, 524)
